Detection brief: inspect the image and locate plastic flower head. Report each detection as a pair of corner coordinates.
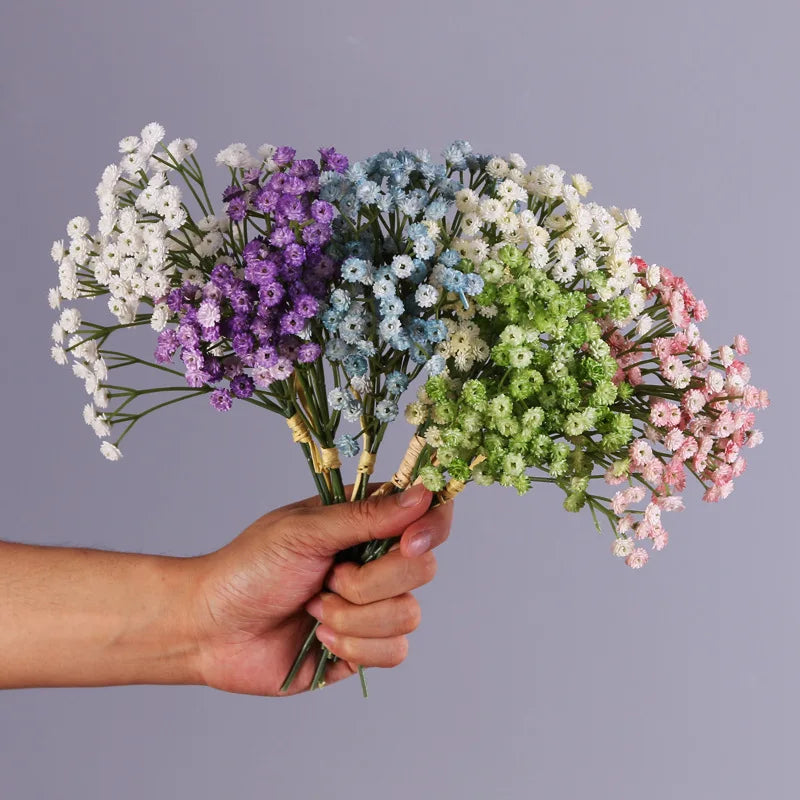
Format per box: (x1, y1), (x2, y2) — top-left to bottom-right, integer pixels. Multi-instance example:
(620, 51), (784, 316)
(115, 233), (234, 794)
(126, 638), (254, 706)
(401, 152), (768, 567)
(159, 144), (349, 406)
(319, 144), (490, 453)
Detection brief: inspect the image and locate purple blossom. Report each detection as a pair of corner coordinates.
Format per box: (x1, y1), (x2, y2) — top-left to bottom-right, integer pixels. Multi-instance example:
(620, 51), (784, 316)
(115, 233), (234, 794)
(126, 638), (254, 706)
(205, 356), (224, 382)
(319, 146), (349, 173)
(197, 299), (221, 328)
(295, 294), (319, 319)
(301, 222), (330, 247)
(244, 258), (278, 285)
(253, 187), (279, 213)
(229, 314), (251, 335)
(273, 146), (296, 166)
(290, 159), (318, 177)
(185, 370), (209, 388)
(230, 374), (254, 399)
(229, 287), (253, 314)
(259, 281), (285, 308)
(282, 175), (306, 196)
(297, 342), (321, 363)
(283, 242), (306, 267)
(177, 323), (200, 349)
(232, 332), (255, 356)
(211, 263), (235, 291)
(200, 325), (220, 342)
(223, 356), (243, 378)
(210, 388), (232, 412)
(181, 349), (203, 371)
(242, 167), (262, 184)
(227, 196), (248, 222)
(269, 226), (294, 248)
(222, 184), (244, 202)
(166, 288), (184, 313)
(280, 310), (305, 335)
(310, 200), (334, 224)
(277, 193), (307, 221)
(270, 356), (294, 380)
(252, 365), (274, 388)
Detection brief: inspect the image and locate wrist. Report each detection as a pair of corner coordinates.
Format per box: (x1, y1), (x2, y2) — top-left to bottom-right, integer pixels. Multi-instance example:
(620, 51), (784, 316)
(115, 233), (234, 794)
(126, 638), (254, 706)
(144, 554), (207, 687)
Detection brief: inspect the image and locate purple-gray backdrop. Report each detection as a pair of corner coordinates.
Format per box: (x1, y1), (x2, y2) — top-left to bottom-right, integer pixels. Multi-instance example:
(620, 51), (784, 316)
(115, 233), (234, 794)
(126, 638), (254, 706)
(1, 1), (795, 797)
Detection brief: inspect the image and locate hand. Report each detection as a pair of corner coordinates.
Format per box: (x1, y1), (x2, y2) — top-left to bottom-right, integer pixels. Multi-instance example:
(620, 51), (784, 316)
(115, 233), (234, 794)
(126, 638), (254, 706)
(187, 483), (454, 696)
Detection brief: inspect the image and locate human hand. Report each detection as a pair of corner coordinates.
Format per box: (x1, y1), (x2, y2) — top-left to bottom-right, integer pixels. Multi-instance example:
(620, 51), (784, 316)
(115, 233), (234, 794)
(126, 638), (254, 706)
(187, 483), (453, 696)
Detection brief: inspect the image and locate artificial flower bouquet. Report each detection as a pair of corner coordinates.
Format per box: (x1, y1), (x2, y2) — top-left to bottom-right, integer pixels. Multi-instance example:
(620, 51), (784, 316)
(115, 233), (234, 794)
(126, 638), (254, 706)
(48, 123), (769, 694)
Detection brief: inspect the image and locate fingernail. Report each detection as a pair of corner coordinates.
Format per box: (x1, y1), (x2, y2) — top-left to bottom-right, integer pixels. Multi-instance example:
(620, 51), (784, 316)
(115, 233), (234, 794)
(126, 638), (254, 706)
(397, 483), (427, 508)
(305, 596), (323, 620)
(407, 530), (432, 557)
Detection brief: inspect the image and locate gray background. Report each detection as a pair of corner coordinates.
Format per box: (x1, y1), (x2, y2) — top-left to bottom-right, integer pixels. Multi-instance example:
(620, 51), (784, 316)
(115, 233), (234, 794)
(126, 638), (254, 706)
(0, 1), (795, 797)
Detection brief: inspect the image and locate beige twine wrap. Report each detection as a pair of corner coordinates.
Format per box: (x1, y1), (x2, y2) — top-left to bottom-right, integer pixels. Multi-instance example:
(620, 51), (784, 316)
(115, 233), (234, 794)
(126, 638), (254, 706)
(319, 447), (342, 472)
(372, 434), (427, 497)
(436, 454), (487, 503)
(286, 413), (321, 473)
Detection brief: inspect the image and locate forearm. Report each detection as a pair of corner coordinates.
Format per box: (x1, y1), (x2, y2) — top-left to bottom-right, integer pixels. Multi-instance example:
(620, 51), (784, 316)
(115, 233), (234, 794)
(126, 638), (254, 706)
(0, 541), (201, 689)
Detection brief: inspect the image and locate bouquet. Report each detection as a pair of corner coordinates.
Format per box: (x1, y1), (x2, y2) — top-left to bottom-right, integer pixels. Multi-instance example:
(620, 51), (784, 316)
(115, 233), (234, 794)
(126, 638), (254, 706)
(48, 123), (769, 695)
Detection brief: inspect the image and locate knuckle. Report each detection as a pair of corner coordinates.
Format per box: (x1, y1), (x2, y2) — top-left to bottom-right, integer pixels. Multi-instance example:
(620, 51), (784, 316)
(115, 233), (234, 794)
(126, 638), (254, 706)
(348, 498), (382, 541)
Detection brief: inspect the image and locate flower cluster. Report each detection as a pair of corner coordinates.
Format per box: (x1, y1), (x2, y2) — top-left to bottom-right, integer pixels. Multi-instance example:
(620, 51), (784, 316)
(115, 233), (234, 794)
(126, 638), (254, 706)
(49, 122), (209, 459)
(319, 145), (487, 451)
(401, 153), (768, 567)
(154, 145), (348, 410)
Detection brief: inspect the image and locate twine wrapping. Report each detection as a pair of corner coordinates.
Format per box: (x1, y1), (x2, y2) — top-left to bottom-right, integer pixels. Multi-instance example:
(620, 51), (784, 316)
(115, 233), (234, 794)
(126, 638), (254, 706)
(319, 447), (342, 472)
(286, 413), (321, 473)
(356, 451), (377, 476)
(437, 454), (487, 503)
(372, 434), (427, 497)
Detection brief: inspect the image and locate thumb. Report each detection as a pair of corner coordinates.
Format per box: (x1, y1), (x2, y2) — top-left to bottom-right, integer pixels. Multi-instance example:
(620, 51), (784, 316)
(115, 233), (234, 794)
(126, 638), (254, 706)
(293, 483), (432, 555)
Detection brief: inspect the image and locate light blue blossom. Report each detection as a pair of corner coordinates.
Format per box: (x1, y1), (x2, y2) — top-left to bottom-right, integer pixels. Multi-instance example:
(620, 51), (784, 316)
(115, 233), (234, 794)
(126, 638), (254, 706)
(335, 433), (360, 458)
(375, 399), (399, 422)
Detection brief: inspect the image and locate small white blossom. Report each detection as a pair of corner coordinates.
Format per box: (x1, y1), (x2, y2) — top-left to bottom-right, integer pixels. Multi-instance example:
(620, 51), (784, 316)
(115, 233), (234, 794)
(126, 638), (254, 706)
(100, 441), (122, 461)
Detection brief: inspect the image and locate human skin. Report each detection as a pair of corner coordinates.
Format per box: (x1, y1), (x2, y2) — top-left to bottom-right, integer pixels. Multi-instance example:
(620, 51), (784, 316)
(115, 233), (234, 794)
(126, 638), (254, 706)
(0, 483), (452, 695)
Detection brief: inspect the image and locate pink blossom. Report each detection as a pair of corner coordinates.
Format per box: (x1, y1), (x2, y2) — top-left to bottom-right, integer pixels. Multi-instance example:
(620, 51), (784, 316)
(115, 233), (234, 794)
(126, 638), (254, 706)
(677, 437), (699, 460)
(653, 337), (673, 360)
(670, 333), (689, 354)
(693, 299), (708, 321)
(712, 411), (736, 438)
(732, 457), (747, 477)
(663, 458), (687, 491)
(719, 345), (734, 367)
(652, 528), (669, 551)
(654, 494), (685, 512)
(617, 515), (636, 534)
(630, 439), (654, 467)
(733, 334), (749, 354)
(626, 548), (649, 569)
(723, 440), (740, 463)
(635, 520), (655, 540)
(642, 459), (664, 484)
(703, 484), (722, 502)
(661, 356), (691, 388)
(720, 480), (735, 499)
(644, 502), (662, 527)
(627, 366), (644, 386)
(682, 389), (706, 415)
(746, 430), (764, 448)
(695, 339), (712, 361)
(664, 429), (686, 452)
